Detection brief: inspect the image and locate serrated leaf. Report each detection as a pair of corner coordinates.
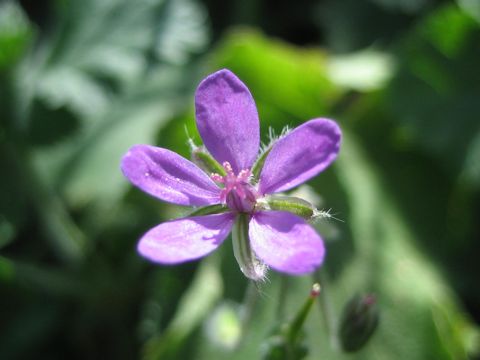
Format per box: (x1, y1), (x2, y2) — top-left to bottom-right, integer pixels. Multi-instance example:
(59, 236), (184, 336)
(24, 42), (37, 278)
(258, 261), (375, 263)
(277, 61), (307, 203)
(155, 0), (210, 64)
(23, 0), (210, 210)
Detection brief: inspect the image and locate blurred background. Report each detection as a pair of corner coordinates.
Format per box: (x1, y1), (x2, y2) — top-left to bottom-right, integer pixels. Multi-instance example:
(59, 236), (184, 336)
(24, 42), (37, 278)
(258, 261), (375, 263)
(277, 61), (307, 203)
(1, 0), (480, 359)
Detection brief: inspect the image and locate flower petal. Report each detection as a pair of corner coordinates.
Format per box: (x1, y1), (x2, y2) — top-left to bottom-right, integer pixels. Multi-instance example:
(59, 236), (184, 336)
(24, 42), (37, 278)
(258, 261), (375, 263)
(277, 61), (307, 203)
(138, 213), (235, 264)
(121, 144), (221, 206)
(249, 211), (325, 275)
(258, 118), (341, 195)
(195, 69), (260, 172)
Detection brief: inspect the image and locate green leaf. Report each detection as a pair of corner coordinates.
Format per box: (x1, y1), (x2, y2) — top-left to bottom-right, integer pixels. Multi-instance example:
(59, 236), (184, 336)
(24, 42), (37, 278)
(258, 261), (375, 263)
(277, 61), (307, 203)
(0, 143), (27, 247)
(326, 48), (396, 91)
(17, 0), (210, 130)
(329, 130), (480, 359)
(23, 0), (210, 211)
(388, 4), (480, 177)
(0, 1), (32, 70)
(211, 30), (341, 129)
(154, 0), (210, 64)
(458, 0), (480, 24)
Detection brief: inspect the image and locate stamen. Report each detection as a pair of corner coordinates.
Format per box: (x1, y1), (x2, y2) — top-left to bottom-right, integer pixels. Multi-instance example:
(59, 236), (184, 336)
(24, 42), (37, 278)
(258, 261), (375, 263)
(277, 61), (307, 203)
(223, 161), (234, 174)
(211, 173), (224, 183)
(237, 169), (251, 182)
(213, 161), (258, 213)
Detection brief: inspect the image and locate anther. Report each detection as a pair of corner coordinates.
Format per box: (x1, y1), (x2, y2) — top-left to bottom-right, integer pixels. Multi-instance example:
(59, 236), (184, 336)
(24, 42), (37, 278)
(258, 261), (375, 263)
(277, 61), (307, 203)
(211, 173), (224, 183)
(223, 162), (234, 174)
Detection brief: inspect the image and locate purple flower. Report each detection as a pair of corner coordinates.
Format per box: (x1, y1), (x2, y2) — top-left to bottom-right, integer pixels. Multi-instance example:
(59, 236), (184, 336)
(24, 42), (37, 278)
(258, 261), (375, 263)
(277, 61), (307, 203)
(121, 69), (341, 280)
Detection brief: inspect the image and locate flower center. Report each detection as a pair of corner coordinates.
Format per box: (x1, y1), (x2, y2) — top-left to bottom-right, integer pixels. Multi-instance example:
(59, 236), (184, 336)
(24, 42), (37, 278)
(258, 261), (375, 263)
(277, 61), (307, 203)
(211, 162), (258, 213)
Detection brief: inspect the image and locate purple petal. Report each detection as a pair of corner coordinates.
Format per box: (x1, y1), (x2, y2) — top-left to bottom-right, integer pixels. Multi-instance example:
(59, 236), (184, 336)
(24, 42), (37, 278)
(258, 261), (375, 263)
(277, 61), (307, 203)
(259, 118), (341, 195)
(138, 213), (235, 264)
(195, 69), (260, 173)
(121, 145), (221, 206)
(249, 211), (325, 275)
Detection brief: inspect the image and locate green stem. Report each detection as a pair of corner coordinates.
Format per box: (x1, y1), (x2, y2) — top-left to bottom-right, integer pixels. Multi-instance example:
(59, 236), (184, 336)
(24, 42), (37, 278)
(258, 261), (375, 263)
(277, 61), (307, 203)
(287, 283), (320, 345)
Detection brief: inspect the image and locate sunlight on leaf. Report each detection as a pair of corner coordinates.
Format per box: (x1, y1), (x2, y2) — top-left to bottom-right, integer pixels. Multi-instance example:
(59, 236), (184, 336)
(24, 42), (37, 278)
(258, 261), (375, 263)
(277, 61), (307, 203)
(326, 48), (396, 91)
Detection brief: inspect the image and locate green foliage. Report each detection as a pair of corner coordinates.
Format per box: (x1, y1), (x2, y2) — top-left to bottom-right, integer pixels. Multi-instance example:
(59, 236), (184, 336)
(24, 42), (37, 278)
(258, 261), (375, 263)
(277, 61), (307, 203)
(0, 1), (32, 71)
(1, 1), (479, 359)
(191, 30), (479, 360)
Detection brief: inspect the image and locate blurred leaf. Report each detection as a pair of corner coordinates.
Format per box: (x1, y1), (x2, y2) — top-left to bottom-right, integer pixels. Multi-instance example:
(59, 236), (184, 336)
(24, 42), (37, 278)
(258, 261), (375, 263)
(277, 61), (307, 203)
(0, 297), (60, 360)
(388, 3), (480, 178)
(0, 256), (14, 281)
(460, 132), (480, 186)
(0, 140), (87, 260)
(22, 0), (210, 212)
(317, 0), (414, 52)
(369, 0), (431, 14)
(0, 217), (15, 249)
(326, 48), (396, 91)
(51, 68), (192, 209)
(0, 1), (32, 71)
(143, 256), (223, 360)
(24, 148), (88, 262)
(18, 0), (209, 131)
(204, 301), (242, 350)
(155, 0), (210, 64)
(190, 30), (480, 360)
(420, 4), (477, 58)
(0, 142), (28, 246)
(211, 30), (342, 129)
(36, 66), (112, 118)
(331, 131), (480, 359)
(27, 99), (80, 146)
(458, 0), (480, 24)
(0, 257), (84, 297)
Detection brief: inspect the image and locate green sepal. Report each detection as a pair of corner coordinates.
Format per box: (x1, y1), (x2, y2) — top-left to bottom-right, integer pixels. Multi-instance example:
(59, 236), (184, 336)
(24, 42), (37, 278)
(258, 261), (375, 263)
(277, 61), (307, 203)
(188, 204), (229, 217)
(232, 213), (266, 281)
(265, 195), (315, 219)
(191, 146), (226, 176)
(251, 146), (272, 179)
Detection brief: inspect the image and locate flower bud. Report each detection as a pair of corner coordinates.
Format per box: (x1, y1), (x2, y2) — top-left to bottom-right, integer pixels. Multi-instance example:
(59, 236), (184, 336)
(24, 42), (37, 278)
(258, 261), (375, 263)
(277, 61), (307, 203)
(339, 294), (379, 352)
